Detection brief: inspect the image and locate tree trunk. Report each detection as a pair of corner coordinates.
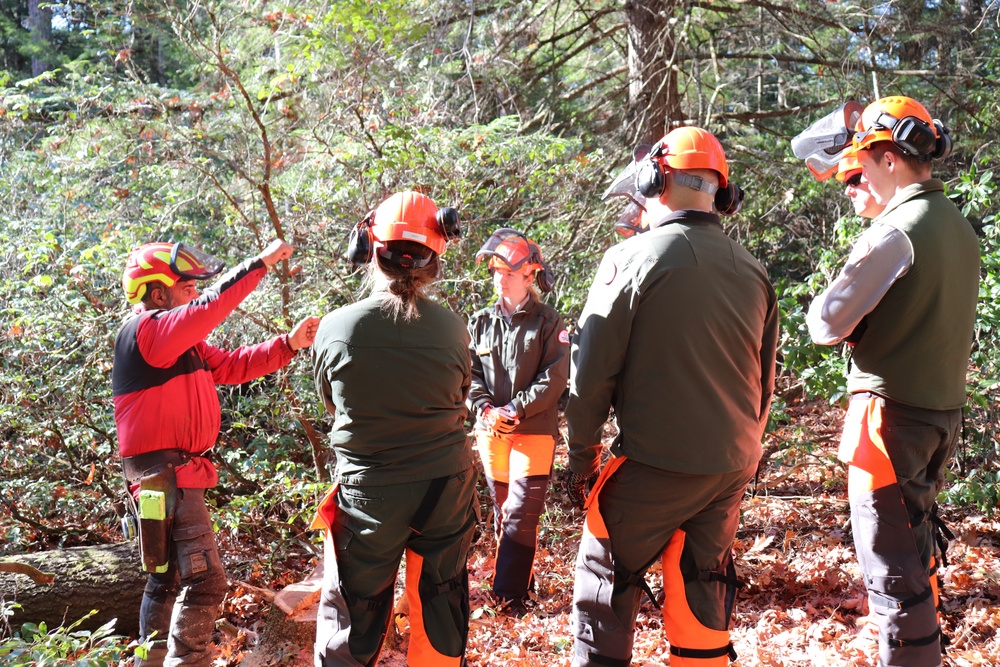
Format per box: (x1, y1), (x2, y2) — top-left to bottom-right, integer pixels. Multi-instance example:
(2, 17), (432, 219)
(28, 0), (53, 77)
(0, 542), (145, 636)
(624, 0), (683, 145)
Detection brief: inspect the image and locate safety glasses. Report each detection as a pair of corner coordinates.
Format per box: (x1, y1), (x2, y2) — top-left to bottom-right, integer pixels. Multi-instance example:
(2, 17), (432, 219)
(845, 172), (863, 188)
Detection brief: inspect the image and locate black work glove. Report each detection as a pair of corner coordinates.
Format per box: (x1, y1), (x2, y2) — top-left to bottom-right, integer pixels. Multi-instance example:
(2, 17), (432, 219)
(567, 471), (599, 510)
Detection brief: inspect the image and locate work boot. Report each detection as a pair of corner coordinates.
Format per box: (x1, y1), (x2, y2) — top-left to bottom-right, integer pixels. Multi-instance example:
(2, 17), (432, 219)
(133, 640), (168, 667)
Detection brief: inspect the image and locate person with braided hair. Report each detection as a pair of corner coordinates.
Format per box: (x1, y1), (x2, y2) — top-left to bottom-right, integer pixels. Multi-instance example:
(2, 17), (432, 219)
(310, 191), (477, 667)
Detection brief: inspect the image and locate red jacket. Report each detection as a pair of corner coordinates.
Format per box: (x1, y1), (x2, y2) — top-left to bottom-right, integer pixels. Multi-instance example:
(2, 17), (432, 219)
(112, 258), (294, 488)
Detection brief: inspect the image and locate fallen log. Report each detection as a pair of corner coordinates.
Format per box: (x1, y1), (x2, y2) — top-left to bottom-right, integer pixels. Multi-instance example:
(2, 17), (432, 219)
(0, 541), (145, 636)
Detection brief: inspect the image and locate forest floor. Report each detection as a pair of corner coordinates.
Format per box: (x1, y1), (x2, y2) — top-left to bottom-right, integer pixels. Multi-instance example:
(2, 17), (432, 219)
(214, 397), (1000, 666)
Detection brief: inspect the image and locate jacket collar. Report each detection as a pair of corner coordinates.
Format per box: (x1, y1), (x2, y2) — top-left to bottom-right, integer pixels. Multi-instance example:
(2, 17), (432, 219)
(650, 209), (722, 230)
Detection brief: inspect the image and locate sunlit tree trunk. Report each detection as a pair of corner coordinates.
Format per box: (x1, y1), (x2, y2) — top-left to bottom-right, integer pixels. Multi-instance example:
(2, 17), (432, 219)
(625, 0), (682, 145)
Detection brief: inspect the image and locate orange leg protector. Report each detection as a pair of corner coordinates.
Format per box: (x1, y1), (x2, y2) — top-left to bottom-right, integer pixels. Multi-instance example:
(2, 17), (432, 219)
(404, 549), (468, 667)
(661, 530), (738, 667)
(844, 398), (943, 666)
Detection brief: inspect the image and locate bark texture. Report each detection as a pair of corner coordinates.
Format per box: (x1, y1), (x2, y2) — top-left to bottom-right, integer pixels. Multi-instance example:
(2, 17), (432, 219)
(0, 542), (144, 635)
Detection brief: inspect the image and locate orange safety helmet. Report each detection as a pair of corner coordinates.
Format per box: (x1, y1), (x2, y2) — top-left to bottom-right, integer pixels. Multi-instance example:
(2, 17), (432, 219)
(852, 96), (951, 160)
(835, 154), (862, 183)
(372, 191), (447, 255)
(122, 242), (224, 305)
(476, 228), (555, 292)
(346, 191), (461, 267)
(636, 127), (729, 199)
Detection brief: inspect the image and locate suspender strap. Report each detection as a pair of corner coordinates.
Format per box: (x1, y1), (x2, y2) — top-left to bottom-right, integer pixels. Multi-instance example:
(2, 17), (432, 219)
(409, 475), (450, 534)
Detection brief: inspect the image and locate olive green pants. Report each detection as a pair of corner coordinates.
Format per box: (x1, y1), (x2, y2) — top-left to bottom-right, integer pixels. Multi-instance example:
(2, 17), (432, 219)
(314, 469), (478, 667)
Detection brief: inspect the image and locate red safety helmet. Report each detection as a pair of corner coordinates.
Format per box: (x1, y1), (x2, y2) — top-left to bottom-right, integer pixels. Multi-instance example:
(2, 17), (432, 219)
(476, 228), (555, 292)
(122, 242), (224, 305)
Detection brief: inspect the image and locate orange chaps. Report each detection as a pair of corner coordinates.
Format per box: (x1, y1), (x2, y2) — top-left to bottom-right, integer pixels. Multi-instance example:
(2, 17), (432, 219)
(840, 395), (955, 667)
(570, 458), (741, 667)
(475, 432), (555, 601)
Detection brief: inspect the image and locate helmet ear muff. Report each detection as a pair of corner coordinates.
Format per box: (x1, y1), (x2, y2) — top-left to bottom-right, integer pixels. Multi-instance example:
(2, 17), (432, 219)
(635, 159), (665, 198)
(887, 115), (938, 159)
(535, 265), (556, 293)
(714, 182), (745, 216)
(931, 120), (953, 161)
(346, 211), (375, 265)
(436, 207), (461, 240)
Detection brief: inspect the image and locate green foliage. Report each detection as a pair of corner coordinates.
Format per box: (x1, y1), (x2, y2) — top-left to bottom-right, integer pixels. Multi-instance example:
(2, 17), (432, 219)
(0, 602), (130, 666)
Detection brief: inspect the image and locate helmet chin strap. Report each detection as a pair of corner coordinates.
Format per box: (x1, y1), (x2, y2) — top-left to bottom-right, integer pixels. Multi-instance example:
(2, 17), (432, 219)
(672, 171), (719, 195)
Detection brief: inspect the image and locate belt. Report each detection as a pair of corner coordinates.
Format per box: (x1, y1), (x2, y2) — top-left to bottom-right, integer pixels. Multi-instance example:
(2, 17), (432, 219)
(121, 449), (200, 485)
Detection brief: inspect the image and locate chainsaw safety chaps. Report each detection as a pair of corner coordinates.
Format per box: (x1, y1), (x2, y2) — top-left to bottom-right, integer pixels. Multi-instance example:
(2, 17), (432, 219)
(852, 482), (942, 667)
(662, 530), (736, 667)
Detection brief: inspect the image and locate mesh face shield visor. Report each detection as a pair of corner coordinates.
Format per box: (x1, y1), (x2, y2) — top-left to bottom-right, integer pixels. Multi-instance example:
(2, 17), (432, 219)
(791, 102), (864, 181)
(170, 243), (225, 280)
(603, 144), (651, 237)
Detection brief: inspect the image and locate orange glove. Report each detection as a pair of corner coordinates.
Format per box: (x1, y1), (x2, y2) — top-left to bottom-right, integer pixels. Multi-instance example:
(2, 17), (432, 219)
(482, 404), (519, 434)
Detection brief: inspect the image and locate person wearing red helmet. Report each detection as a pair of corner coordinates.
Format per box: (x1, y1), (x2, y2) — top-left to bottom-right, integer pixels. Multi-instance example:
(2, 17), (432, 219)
(565, 126), (778, 667)
(467, 228), (570, 615)
(310, 191), (476, 667)
(113, 239), (319, 667)
(807, 97), (979, 667)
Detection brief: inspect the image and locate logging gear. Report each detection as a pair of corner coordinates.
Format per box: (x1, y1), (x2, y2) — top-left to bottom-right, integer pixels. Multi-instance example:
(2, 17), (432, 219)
(662, 530), (740, 666)
(839, 394), (961, 666)
(632, 130), (744, 216)
(122, 242), (225, 305)
(791, 101), (864, 181)
(113, 253), (298, 667)
(602, 144), (651, 237)
(346, 191), (460, 265)
(852, 96), (953, 161)
(482, 404), (518, 434)
(310, 277), (476, 665)
(570, 458), (753, 667)
(475, 432), (556, 601)
(836, 154), (863, 183)
(313, 472), (477, 667)
(567, 470), (598, 510)
(136, 465), (177, 574)
(635, 127), (730, 199)
(136, 489), (228, 667)
(476, 228), (555, 293)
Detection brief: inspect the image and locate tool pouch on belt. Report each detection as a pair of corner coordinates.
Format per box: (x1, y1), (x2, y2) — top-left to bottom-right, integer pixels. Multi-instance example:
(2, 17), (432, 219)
(136, 465), (177, 574)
